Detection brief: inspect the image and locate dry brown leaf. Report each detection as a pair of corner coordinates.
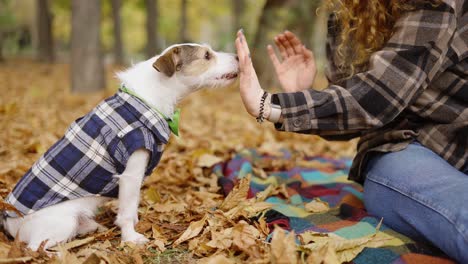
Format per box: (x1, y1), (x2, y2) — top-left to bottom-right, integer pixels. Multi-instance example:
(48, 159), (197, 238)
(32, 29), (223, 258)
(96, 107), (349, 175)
(197, 154), (223, 168)
(232, 220), (261, 257)
(49, 236), (95, 251)
(257, 217), (270, 235)
(173, 214), (208, 246)
(206, 227), (233, 250)
(255, 184), (275, 202)
(56, 244), (82, 264)
(243, 202), (273, 218)
(220, 174), (250, 211)
(151, 202), (186, 213)
(303, 219), (390, 263)
(82, 253), (104, 264)
(0, 257), (34, 263)
(198, 254), (236, 264)
(304, 198), (330, 213)
(270, 228), (297, 264)
(0, 200), (23, 217)
(151, 225), (167, 252)
(305, 244), (340, 264)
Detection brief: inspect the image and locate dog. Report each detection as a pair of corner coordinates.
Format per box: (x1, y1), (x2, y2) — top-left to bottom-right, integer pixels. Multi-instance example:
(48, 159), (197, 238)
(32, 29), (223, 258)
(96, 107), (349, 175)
(1, 43), (239, 250)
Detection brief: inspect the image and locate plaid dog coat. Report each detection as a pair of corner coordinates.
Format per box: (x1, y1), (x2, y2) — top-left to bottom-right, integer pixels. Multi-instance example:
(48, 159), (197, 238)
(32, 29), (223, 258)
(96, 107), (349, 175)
(4, 92), (170, 217)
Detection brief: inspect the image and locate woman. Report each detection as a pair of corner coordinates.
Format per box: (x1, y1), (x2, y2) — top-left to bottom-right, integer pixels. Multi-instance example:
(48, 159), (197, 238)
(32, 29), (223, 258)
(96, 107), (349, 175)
(235, 0), (467, 262)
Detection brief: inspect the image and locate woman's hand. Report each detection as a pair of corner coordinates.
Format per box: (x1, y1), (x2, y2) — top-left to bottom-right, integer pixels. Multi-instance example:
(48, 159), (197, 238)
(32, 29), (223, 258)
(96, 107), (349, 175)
(235, 30), (267, 118)
(268, 31), (316, 92)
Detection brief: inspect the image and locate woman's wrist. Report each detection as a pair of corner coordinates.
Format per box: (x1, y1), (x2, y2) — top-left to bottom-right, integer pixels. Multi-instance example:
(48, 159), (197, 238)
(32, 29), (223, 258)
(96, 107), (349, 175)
(254, 92), (282, 123)
(256, 91), (269, 123)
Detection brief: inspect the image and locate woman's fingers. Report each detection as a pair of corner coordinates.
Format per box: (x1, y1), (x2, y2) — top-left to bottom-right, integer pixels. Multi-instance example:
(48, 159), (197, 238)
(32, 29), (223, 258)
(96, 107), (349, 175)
(284, 31), (303, 54)
(279, 34), (295, 57)
(274, 35), (289, 59)
(267, 45), (281, 71)
(302, 45), (314, 60)
(235, 35), (246, 67)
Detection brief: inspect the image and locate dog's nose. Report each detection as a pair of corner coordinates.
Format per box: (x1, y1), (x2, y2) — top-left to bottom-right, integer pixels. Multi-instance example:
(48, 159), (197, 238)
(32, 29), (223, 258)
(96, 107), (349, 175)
(235, 55), (239, 62)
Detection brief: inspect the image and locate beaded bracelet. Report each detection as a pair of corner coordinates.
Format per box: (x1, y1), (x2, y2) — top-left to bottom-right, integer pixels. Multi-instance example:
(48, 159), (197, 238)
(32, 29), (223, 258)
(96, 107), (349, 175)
(256, 91), (268, 123)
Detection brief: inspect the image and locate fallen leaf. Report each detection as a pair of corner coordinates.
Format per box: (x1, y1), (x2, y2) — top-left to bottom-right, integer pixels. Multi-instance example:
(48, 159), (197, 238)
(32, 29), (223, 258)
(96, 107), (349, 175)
(0, 200), (23, 217)
(206, 228), (233, 250)
(304, 198), (330, 213)
(220, 174), (250, 211)
(145, 187), (161, 203)
(151, 202), (186, 213)
(198, 254), (236, 264)
(232, 220), (261, 258)
(197, 154), (223, 168)
(0, 257), (33, 263)
(173, 215), (208, 246)
(270, 228), (297, 264)
(49, 236), (95, 251)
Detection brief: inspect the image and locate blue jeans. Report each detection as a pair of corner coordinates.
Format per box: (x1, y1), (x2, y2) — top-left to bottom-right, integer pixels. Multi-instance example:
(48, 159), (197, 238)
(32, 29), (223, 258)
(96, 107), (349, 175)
(363, 142), (468, 263)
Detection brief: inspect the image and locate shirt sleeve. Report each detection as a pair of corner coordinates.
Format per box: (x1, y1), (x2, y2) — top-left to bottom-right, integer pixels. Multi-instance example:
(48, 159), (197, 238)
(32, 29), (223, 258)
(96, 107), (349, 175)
(271, 2), (457, 138)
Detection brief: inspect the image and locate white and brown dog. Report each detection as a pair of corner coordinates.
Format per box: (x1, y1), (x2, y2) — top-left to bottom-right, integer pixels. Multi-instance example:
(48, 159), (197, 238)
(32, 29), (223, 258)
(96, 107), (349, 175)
(1, 44), (239, 250)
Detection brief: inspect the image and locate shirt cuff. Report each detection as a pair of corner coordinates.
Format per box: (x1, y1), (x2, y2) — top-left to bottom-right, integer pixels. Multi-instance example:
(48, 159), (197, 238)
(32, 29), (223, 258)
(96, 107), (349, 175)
(268, 103), (282, 123)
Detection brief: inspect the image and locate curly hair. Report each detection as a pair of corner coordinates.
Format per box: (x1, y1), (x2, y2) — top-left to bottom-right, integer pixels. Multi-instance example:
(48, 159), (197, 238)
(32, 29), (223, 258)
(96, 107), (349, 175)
(330, 0), (440, 76)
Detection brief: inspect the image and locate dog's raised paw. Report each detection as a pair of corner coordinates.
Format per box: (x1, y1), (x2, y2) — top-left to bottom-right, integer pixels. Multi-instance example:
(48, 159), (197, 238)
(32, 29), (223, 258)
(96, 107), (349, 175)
(122, 232), (149, 245)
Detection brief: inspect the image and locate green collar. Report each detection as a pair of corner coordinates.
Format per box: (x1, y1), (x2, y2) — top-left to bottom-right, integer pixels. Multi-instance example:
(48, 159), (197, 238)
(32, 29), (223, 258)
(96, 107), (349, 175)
(119, 85), (180, 136)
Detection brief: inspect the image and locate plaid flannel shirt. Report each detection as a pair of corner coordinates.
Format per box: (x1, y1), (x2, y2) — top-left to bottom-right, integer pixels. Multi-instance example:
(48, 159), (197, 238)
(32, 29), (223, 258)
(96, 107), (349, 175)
(4, 92), (170, 217)
(272, 0), (468, 183)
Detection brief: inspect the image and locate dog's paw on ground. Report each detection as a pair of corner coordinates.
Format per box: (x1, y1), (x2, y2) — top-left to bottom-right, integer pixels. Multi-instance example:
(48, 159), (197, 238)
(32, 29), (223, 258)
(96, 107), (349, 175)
(121, 232), (150, 245)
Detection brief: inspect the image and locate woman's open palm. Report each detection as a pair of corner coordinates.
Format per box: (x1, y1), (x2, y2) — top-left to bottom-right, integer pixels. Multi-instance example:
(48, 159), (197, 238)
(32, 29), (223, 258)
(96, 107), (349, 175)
(268, 31), (316, 92)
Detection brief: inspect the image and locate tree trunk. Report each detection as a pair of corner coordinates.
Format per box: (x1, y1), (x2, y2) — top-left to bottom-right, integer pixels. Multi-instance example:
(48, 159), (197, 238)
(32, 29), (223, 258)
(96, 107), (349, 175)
(145, 0), (159, 57)
(232, 0), (244, 35)
(180, 0), (188, 42)
(252, 0), (291, 88)
(37, 0), (54, 62)
(111, 0), (124, 64)
(71, 0), (105, 93)
(0, 32), (4, 62)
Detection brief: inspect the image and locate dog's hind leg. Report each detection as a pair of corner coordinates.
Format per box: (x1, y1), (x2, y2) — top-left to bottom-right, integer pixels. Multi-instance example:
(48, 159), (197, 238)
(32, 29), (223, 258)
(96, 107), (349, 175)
(77, 217), (107, 236)
(5, 196), (108, 250)
(17, 214), (80, 250)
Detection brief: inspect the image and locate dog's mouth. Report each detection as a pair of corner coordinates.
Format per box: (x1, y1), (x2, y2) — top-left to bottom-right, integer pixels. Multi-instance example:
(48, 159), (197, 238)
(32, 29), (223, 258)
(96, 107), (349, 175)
(216, 72), (238, 80)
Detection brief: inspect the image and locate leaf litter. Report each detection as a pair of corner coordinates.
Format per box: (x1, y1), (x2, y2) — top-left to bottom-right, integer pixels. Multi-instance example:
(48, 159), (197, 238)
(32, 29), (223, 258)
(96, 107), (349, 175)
(0, 60), (379, 263)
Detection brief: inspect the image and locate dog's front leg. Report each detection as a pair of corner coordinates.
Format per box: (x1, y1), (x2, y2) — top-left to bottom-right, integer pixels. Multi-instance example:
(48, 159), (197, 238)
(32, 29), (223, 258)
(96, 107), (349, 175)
(115, 148), (150, 244)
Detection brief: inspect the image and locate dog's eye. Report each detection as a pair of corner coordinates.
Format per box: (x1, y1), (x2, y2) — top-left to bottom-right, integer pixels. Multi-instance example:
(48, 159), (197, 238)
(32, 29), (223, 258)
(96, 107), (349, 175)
(204, 51), (211, 60)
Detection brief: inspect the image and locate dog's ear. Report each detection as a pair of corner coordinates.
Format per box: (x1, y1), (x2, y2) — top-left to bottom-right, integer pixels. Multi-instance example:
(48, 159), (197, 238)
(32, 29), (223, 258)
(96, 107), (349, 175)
(153, 47), (181, 77)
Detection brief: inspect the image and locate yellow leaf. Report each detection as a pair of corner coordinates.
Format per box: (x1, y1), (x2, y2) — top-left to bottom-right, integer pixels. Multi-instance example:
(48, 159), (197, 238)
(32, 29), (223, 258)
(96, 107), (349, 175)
(145, 187), (161, 203)
(270, 228), (297, 264)
(173, 215), (208, 246)
(304, 198), (330, 213)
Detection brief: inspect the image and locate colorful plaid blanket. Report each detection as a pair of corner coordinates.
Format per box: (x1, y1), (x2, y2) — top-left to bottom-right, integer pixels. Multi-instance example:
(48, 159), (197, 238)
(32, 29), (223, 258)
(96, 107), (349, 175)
(213, 149), (454, 264)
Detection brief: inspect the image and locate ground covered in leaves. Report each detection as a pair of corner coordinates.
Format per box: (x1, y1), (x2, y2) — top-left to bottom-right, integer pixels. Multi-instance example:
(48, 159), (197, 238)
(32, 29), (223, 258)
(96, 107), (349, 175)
(0, 60), (357, 263)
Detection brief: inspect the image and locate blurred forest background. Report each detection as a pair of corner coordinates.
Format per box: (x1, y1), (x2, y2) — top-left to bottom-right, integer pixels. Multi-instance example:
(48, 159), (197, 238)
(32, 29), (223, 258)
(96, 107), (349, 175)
(0, 0), (329, 90)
